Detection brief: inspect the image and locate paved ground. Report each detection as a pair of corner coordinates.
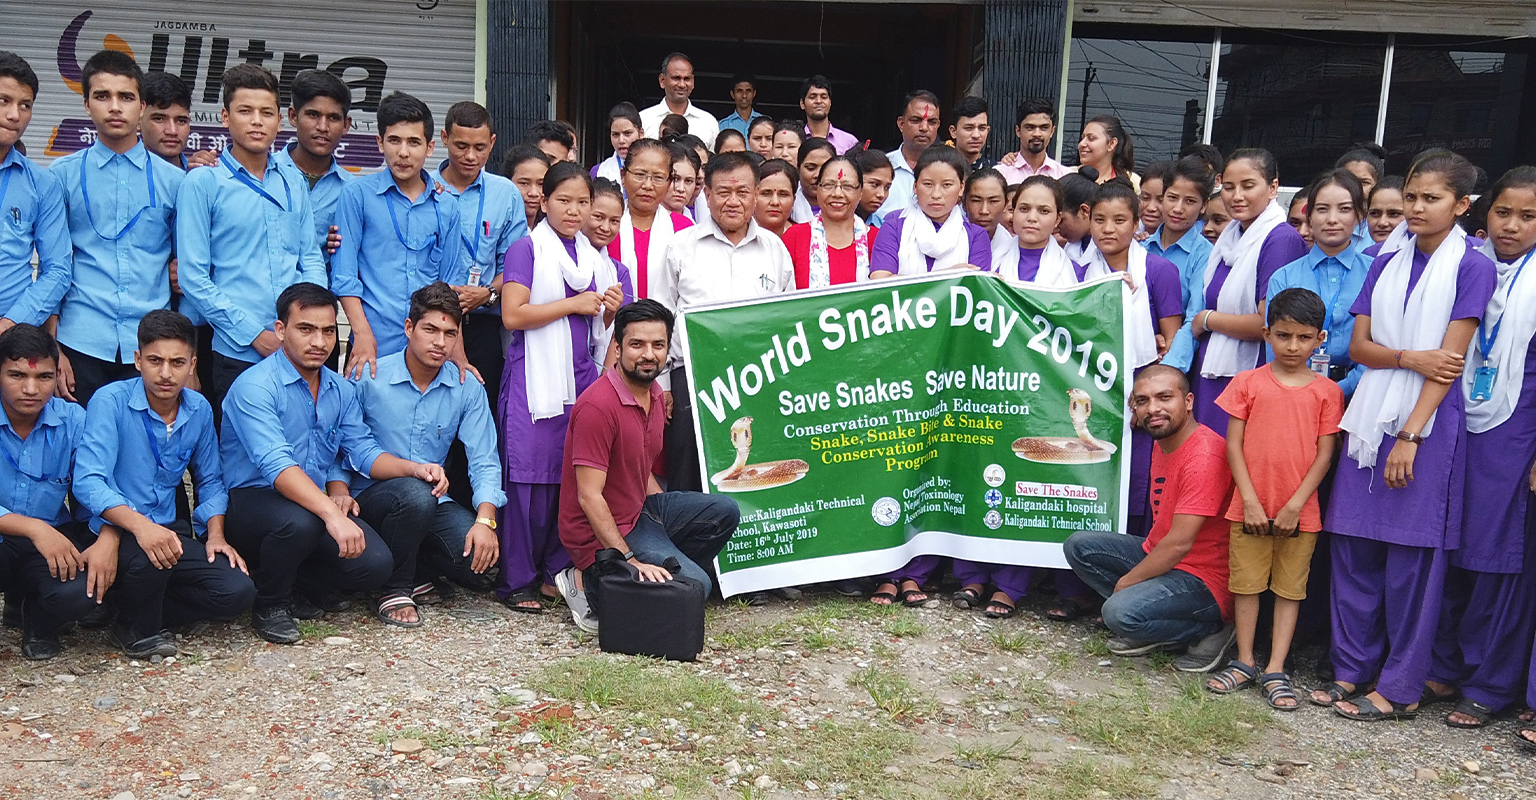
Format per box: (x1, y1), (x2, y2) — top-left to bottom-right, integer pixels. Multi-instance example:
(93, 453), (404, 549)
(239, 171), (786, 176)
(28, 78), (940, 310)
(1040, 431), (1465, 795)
(0, 588), (1531, 800)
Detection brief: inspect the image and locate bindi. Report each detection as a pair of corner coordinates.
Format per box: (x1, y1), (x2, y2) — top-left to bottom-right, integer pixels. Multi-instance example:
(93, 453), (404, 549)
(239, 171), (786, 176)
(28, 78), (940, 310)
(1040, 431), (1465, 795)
(26, 359), (36, 369)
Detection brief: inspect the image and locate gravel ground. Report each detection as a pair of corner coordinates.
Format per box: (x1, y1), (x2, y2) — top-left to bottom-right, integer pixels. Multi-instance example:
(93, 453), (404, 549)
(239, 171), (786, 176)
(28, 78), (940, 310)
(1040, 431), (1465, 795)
(0, 587), (1531, 800)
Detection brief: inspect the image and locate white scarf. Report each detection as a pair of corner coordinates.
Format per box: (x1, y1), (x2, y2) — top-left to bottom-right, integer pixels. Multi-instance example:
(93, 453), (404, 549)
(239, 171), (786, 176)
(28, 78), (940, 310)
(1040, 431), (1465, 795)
(897, 208), (969, 275)
(595, 154), (622, 184)
(1340, 227), (1467, 466)
(526, 221), (607, 421)
(1083, 242), (1160, 369)
(1200, 200), (1287, 377)
(618, 209), (678, 298)
(989, 228), (1019, 276)
(1464, 241), (1536, 433)
(791, 192), (816, 224)
(1019, 239), (1077, 287)
(808, 213), (870, 288)
(1064, 237), (1098, 271)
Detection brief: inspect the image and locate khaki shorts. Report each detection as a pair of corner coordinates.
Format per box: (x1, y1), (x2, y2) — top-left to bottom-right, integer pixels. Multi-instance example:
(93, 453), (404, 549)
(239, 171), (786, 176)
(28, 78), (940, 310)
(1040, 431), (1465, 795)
(1227, 522), (1318, 601)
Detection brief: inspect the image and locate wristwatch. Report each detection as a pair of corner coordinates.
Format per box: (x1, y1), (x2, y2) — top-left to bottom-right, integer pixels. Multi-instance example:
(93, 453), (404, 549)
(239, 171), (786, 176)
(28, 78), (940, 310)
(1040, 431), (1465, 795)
(476, 516), (498, 530)
(622, 550), (636, 561)
(486, 288), (500, 306)
(1395, 431), (1425, 444)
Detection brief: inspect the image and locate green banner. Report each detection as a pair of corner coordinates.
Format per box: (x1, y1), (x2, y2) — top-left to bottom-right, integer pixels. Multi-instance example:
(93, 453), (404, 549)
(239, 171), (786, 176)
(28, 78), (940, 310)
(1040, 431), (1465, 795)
(680, 272), (1131, 597)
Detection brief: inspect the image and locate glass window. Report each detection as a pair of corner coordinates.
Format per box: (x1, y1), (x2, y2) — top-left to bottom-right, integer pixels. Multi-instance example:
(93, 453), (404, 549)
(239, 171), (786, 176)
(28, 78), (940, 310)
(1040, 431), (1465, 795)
(1063, 26), (1216, 172)
(1211, 30), (1388, 184)
(1383, 40), (1530, 180)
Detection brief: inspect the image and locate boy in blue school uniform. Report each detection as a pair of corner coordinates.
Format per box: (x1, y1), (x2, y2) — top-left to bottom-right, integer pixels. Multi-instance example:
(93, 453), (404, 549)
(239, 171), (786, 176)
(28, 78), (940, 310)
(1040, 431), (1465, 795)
(275, 69), (353, 270)
(219, 282), (450, 644)
(348, 282), (503, 626)
(333, 92), (462, 380)
(49, 51), (184, 406)
(0, 53), (72, 338)
(73, 311), (254, 658)
(0, 325), (109, 660)
(176, 64), (327, 417)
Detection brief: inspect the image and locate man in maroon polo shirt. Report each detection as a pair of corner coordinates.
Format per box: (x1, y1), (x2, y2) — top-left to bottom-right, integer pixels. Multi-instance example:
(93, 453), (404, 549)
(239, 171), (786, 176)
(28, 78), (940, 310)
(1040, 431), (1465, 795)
(555, 299), (739, 632)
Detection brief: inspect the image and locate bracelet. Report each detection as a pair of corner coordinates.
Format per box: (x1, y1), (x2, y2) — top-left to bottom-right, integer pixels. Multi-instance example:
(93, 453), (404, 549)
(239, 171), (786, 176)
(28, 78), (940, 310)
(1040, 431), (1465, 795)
(1200, 310), (1214, 329)
(622, 550), (636, 561)
(1395, 430), (1424, 445)
(1394, 350), (1404, 366)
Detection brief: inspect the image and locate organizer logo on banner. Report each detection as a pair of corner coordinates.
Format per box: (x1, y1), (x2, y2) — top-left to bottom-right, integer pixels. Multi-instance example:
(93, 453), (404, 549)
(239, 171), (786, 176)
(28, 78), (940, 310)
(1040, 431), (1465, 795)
(12, 2), (475, 170)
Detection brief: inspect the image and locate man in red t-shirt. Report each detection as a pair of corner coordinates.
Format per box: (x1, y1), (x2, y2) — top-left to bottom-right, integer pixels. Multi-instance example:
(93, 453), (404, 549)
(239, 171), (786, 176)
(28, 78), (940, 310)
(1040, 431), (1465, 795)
(554, 299), (740, 633)
(1063, 365), (1236, 673)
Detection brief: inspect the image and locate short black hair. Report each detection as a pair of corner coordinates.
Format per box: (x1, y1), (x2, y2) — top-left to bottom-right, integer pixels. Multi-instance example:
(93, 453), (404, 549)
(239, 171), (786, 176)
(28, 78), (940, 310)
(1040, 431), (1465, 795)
(1092, 178), (1140, 218)
(705, 150), (756, 187)
(756, 157), (798, 192)
(1267, 288), (1326, 330)
(1177, 142), (1225, 176)
(608, 101), (642, 132)
(377, 91), (432, 139)
(141, 71), (190, 110)
(1307, 168), (1366, 217)
(81, 50), (143, 97)
(950, 95), (989, 123)
(796, 137), (836, 168)
(914, 145), (970, 184)
(660, 52), (692, 75)
(408, 281), (463, 327)
(1133, 363), (1190, 394)
(799, 74), (832, 100)
(501, 143), (552, 177)
(290, 69), (351, 115)
(714, 128), (746, 152)
(276, 282), (337, 323)
(1335, 142), (1387, 180)
(614, 299), (674, 344)
(526, 119), (573, 149)
(137, 309), (197, 350)
(731, 73), (757, 90)
(0, 323), (58, 368)
(444, 100), (493, 135)
(0, 51), (39, 99)
(220, 63), (279, 109)
(1015, 97), (1055, 127)
(1462, 192), (1491, 237)
(772, 119), (805, 142)
(902, 90), (941, 117)
(543, 160), (592, 200)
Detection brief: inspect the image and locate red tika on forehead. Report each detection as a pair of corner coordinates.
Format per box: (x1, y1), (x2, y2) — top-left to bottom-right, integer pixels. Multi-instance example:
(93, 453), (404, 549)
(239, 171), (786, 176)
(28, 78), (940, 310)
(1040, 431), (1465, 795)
(26, 359), (36, 369)
(837, 168), (845, 181)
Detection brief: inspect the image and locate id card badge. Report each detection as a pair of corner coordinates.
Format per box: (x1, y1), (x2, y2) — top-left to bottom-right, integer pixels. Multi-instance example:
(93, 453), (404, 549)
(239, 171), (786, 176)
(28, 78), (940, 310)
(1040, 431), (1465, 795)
(468, 265), (483, 287)
(1471, 365), (1498, 401)
(1308, 349), (1330, 377)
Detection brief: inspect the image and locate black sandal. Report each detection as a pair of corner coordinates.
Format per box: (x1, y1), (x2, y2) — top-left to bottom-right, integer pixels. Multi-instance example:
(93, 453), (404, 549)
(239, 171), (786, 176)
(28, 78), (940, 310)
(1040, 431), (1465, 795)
(1333, 696), (1417, 722)
(1309, 681), (1362, 708)
(1206, 661), (1258, 695)
(1419, 686), (1461, 707)
(1259, 672), (1301, 712)
(1515, 725), (1536, 754)
(1445, 698), (1495, 729)
(898, 584), (930, 607)
(375, 594), (423, 628)
(983, 597), (1017, 619)
(869, 583), (899, 605)
(1045, 596), (1101, 622)
(951, 587), (984, 610)
(499, 589), (544, 615)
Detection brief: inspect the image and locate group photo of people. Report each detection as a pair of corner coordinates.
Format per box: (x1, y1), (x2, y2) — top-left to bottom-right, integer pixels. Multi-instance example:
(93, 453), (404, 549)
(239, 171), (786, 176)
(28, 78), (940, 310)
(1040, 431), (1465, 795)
(2, 37), (1536, 757)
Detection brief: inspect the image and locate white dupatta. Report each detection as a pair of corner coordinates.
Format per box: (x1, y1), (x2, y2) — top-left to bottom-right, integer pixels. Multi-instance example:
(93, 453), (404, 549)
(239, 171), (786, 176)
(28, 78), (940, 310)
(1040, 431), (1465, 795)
(1083, 242), (1160, 369)
(1200, 201), (1287, 377)
(526, 222), (610, 421)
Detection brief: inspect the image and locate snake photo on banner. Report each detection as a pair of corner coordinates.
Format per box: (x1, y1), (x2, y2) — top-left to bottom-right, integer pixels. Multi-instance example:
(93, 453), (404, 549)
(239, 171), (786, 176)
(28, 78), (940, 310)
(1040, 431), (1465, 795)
(679, 272), (1132, 598)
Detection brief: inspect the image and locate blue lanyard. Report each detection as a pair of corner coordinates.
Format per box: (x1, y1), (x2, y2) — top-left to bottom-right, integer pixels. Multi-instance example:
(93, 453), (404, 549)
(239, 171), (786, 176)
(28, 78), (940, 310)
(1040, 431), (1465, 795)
(220, 150), (291, 210)
(1477, 248), (1536, 360)
(459, 182), (488, 263)
(79, 149), (156, 241)
(387, 182), (444, 253)
(141, 410), (171, 470)
(0, 427), (64, 483)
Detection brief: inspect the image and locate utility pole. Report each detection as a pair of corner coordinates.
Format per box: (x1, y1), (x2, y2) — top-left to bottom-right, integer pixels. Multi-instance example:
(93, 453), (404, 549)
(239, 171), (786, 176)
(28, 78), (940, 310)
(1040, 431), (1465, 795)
(1079, 62), (1096, 163)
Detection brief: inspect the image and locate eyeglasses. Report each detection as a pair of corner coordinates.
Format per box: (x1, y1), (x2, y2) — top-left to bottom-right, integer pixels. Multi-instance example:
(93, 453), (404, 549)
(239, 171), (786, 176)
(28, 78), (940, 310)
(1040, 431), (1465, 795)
(817, 182), (860, 194)
(627, 171), (669, 187)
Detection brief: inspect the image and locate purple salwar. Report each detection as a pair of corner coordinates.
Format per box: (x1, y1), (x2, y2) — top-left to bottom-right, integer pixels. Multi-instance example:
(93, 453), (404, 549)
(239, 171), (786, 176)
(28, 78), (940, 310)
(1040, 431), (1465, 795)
(1330, 534), (1449, 705)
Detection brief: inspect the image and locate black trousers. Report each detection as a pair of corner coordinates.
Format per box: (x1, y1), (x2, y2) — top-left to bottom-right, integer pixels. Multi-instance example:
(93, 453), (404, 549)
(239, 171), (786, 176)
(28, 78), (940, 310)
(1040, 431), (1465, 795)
(224, 488), (393, 609)
(60, 344), (139, 408)
(663, 366), (703, 492)
(207, 351), (258, 431)
(8, 522), (130, 637)
(447, 314), (505, 507)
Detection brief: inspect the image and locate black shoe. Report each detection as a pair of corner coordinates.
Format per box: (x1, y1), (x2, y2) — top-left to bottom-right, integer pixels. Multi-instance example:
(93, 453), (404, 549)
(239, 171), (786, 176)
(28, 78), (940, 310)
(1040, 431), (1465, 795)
(306, 590), (352, 614)
(109, 626), (178, 659)
(2, 598), (19, 630)
(290, 595), (325, 620)
(19, 597), (62, 660)
(79, 603), (114, 629)
(251, 606), (301, 645)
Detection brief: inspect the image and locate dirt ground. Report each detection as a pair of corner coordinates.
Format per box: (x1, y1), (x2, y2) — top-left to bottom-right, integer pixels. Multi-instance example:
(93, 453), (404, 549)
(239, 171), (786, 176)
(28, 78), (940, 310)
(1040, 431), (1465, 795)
(0, 588), (1532, 800)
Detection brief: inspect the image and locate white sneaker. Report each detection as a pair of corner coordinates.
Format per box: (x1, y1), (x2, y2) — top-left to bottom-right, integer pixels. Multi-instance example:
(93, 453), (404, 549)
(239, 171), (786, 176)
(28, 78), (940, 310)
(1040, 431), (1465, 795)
(555, 567), (598, 634)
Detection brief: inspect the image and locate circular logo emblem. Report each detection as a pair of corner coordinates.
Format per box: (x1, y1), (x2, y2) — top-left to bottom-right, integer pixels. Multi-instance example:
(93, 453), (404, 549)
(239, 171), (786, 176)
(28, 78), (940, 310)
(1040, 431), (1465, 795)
(983, 463), (1005, 487)
(984, 510), (1003, 530)
(871, 496), (901, 527)
(984, 488), (1003, 508)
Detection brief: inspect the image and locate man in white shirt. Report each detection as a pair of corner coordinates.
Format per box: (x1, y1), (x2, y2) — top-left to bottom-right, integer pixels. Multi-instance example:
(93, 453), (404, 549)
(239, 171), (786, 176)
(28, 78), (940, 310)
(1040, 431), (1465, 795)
(652, 151), (792, 491)
(871, 89), (941, 224)
(639, 53), (719, 152)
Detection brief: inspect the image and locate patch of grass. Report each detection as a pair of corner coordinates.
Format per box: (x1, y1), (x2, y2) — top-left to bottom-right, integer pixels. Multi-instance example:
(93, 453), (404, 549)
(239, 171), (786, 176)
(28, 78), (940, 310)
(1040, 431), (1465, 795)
(792, 597), (898, 626)
(774, 719), (910, 793)
(850, 666), (936, 721)
(1146, 650), (1178, 671)
(800, 628), (839, 651)
(1081, 632), (1111, 658)
(532, 655), (759, 739)
(934, 752), (1153, 800)
(882, 615), (926, 638)
(987, 629), (1040, 653)
(711, 620), (788, 651)
(954, 735), (1026, 768)
(297, 620), (340, 639)
(1046, 648), (1076, 670)
(1059, 680), (1270, 759)
(531, 714), (578, 747)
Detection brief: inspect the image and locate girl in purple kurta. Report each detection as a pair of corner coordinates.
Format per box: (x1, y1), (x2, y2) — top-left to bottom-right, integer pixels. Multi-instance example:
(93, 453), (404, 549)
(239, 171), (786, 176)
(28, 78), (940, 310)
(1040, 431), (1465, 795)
(1185, 150), (1309, 431)
(1320, 150), (1495, 722)
(1423, 168), (1536, 730)
(498, 163), (633, 611)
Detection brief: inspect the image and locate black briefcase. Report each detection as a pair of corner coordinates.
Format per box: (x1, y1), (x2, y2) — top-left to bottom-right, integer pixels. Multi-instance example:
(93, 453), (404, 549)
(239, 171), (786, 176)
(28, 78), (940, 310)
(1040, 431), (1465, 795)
(591, 549), (706, 662)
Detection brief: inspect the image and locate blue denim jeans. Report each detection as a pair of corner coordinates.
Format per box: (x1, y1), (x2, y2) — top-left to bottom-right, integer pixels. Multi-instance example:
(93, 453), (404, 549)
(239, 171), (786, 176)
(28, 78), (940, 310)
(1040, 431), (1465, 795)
(584, 491), (739, 609)
(1063, 530), (1223, 645)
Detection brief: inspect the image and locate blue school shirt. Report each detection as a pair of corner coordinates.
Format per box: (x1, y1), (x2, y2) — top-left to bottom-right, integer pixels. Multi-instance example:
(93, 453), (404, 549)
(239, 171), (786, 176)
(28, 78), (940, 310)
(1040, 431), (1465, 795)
(1148, 224), (1214, 370)
(73, 379), (224, 536)
(274, 142), (351, 267)
(1266, 243), (1373, 396)
(176, 151), (327, 362)
(430, 162), (527, 316)
(719, 110), (766, 138)
(0, 397), (84, 529)
(0, 148), (71, 326)
(50, 141), (184, 362)
(331, 170), (463, 356)
(349, 351), (505, 508)
(220, 352), (385, 491)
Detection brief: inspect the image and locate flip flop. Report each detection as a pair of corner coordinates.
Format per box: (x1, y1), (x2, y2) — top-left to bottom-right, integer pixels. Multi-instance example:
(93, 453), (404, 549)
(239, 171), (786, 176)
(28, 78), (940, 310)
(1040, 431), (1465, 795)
(1333, 696), (1417, 722)
(375, 594), (423, 628)
(898, 587), (930, 607)
(498, 589), (544, 615)
(869, 583), (899, 605)
(1309, 681), (1363, 708)
(982, 598), (1017, 619)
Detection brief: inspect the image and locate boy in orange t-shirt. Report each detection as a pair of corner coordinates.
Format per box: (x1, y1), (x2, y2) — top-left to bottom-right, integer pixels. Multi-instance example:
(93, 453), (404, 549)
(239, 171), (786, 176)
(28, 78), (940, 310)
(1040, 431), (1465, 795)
(1206, 288), (1344, 710)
